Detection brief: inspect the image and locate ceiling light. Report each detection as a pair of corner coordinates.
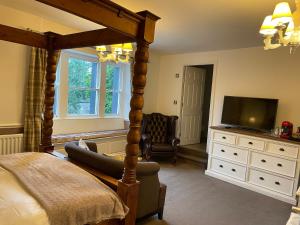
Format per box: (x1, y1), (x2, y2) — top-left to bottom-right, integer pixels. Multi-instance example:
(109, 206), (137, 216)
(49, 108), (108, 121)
(259, 1), (300, 53)
(96, 43), (133, 63)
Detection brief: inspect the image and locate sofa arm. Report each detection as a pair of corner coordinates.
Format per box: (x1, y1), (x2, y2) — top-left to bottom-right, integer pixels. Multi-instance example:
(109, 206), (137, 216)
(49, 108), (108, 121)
(158, 183), (167, 219)
(136, 162), (160, 176)
(136, 161), (161, 219)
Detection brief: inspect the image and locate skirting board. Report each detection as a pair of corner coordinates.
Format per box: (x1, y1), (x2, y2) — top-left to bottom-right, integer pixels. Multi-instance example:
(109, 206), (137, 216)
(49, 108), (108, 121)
(205, 169), (296, 205)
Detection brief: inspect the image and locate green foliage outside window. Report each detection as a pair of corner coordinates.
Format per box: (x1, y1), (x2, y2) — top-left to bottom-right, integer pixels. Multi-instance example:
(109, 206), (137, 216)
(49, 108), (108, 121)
(67, 58), (97, 115)
(105, 64), (119, 114)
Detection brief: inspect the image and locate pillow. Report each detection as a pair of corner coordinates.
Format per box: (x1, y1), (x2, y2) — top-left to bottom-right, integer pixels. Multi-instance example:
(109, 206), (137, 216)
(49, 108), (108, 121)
(78, 139), (90, 151)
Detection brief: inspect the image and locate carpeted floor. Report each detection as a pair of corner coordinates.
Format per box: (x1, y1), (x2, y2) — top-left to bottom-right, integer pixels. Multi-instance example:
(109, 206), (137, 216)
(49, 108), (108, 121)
(137, 161), (292, 225)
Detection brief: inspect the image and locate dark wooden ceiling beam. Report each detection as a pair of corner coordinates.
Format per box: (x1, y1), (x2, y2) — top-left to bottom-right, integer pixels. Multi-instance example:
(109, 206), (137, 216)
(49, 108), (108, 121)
(0, 24), (47, 48)
(35, 0), (144, 38)
(54, 28), (135, 50)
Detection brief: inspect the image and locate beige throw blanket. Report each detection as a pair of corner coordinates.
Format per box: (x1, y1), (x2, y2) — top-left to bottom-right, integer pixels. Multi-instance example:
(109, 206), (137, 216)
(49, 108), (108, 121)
(0, 153), (128, 225)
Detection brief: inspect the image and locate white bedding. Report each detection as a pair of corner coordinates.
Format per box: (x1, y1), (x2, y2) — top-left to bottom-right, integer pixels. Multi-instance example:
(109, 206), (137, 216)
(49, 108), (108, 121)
(0, 166), (50, 225)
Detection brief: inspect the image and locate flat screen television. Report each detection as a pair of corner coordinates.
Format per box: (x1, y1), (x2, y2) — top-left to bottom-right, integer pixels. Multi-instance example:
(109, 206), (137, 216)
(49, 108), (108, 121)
(221, 96), (278, 131)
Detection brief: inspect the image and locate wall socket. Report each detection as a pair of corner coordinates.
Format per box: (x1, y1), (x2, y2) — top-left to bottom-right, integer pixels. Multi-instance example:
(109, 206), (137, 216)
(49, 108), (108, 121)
(175, 73), (180, 78)
(173, 100), (178, 105)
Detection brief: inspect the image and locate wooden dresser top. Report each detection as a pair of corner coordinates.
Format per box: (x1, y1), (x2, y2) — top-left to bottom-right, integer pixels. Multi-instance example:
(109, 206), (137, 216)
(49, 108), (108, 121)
(211, 126), (300, 146)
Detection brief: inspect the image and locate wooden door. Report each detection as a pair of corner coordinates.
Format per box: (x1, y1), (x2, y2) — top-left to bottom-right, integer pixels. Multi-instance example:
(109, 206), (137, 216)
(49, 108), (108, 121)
(180, 66), (206, 145)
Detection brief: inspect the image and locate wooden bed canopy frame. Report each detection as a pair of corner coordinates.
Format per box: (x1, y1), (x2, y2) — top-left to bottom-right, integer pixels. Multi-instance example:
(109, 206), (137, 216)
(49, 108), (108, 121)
(0, 0), (160, 225)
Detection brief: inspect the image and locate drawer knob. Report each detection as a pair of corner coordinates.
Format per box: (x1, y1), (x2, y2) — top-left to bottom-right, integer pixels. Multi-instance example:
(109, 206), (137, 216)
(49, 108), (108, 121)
(275, 181), (281, 186)
(231, 168), (236, 172)
(279, 148), (285, 152)
(261, 159), (266, 163)
(248, 142), (253, 145)
(233, 153), (238, 156)
(259, 177), (265, 181)
(277, 163), (283, 167)
(221, 149), (225, 152)
(222, 136), (227, 139)
(219, 165), (223, 168)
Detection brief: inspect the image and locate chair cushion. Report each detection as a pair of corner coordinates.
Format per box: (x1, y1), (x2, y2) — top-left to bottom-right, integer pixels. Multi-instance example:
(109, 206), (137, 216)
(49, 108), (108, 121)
(145, 114), (168, 143)
(152, 144), (174, 152)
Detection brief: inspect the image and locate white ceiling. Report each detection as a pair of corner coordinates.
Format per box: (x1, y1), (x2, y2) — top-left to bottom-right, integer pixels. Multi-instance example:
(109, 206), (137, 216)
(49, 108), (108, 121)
(0, 0), (296, 54)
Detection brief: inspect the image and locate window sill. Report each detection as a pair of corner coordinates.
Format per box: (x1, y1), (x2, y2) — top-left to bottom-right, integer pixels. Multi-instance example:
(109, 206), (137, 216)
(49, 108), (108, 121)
(54, 116), (124, 120)
(52, 129), (128, 144)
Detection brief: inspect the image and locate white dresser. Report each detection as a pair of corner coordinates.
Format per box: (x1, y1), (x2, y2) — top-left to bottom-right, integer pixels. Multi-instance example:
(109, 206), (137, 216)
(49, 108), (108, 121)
(205, 126), (300, 204)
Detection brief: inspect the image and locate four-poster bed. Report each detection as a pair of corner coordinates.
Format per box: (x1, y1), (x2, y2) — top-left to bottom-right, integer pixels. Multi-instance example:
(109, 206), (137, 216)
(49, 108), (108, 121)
(0, 0), (160, 225)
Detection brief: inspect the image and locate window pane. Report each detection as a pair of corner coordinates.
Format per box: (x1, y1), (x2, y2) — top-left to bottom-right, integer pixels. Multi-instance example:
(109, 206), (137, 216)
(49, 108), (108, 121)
(53, 87), (59, 116)
(68, 57), (98, 88)
(105, 64), (120, 114)
(67, 56), (98, 116)
(68, 89), (97, 115)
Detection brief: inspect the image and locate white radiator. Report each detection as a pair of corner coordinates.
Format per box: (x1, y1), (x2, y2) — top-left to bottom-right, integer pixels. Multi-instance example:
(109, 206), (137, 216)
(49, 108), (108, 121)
(0, 134), (24, 155)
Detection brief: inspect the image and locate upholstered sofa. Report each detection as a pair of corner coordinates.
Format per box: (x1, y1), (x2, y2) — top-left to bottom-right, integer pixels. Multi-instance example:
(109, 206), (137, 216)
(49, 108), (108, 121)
(64, 141), (166, 220)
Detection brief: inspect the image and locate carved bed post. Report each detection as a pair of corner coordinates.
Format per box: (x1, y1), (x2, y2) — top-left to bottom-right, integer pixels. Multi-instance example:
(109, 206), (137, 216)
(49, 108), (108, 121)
(117, 12), (160, 225)
(40, 32), (59, 153)
(122, 40), (149, 184)
(117, 40), (148, 225)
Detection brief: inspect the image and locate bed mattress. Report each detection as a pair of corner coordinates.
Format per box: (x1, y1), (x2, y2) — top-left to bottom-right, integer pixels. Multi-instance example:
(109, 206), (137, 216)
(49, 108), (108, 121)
(0, 166), (50, 225)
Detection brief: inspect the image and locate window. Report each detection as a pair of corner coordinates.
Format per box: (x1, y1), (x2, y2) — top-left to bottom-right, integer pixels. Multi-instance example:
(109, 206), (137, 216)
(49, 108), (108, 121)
(54, 50), (131, 119)
(67, 57), (99, 115)
(105, 64), (121, 115)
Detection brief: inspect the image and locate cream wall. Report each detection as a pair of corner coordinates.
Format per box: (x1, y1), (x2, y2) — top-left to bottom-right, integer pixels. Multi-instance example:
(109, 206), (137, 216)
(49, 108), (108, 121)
(154, 47), (300, 131)
(143, 51), (161, 113)
(0, 5), (79, 127)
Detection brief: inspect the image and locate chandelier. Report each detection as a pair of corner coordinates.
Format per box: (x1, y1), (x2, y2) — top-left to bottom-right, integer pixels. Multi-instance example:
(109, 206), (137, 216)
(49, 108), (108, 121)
(259, 1), (300, 53)
(96, 43), (133, 63)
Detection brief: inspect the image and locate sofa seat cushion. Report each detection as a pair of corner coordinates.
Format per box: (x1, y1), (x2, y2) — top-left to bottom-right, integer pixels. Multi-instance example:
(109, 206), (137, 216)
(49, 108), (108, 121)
(152, 144), (174, 152)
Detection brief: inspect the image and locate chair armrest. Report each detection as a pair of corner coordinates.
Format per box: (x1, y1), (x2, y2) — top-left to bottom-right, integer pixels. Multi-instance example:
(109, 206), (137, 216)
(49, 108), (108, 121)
(171, 137), (180, 147)
(140, 134), (152, 157)
(141, 133), (151, 144)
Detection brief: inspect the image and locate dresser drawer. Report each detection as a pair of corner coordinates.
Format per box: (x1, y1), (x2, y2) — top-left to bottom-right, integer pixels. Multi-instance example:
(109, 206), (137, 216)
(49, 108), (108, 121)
(249, 169), (294, 196)
(212, 143), (248, 164)
(238, 137), (265, 151)
(266, 143), (299, 159)
(250, 152), (296, 177)
(211, 158), (246, 181)
(213, 132), (236, 145)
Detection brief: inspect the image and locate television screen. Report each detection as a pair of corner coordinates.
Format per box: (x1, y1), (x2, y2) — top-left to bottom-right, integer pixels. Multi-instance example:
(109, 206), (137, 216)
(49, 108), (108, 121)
(221, 96), (278, 131)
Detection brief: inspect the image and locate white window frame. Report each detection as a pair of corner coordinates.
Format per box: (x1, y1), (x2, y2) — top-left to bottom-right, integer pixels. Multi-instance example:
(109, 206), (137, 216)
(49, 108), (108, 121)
(54, 49), (131, 120)
(57, 50), (101, 119)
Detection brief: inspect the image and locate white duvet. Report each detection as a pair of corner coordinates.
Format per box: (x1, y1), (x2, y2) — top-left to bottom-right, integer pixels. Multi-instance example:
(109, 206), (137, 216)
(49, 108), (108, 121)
(0, 166), (50, 225)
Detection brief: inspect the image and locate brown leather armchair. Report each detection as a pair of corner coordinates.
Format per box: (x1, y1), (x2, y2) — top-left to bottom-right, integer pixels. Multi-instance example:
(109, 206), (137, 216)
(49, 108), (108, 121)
(140, 113), (180, 162)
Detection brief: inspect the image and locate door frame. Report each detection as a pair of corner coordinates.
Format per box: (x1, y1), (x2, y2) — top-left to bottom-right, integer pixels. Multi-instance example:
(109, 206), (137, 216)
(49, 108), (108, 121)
(179, 61), (218, 152)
